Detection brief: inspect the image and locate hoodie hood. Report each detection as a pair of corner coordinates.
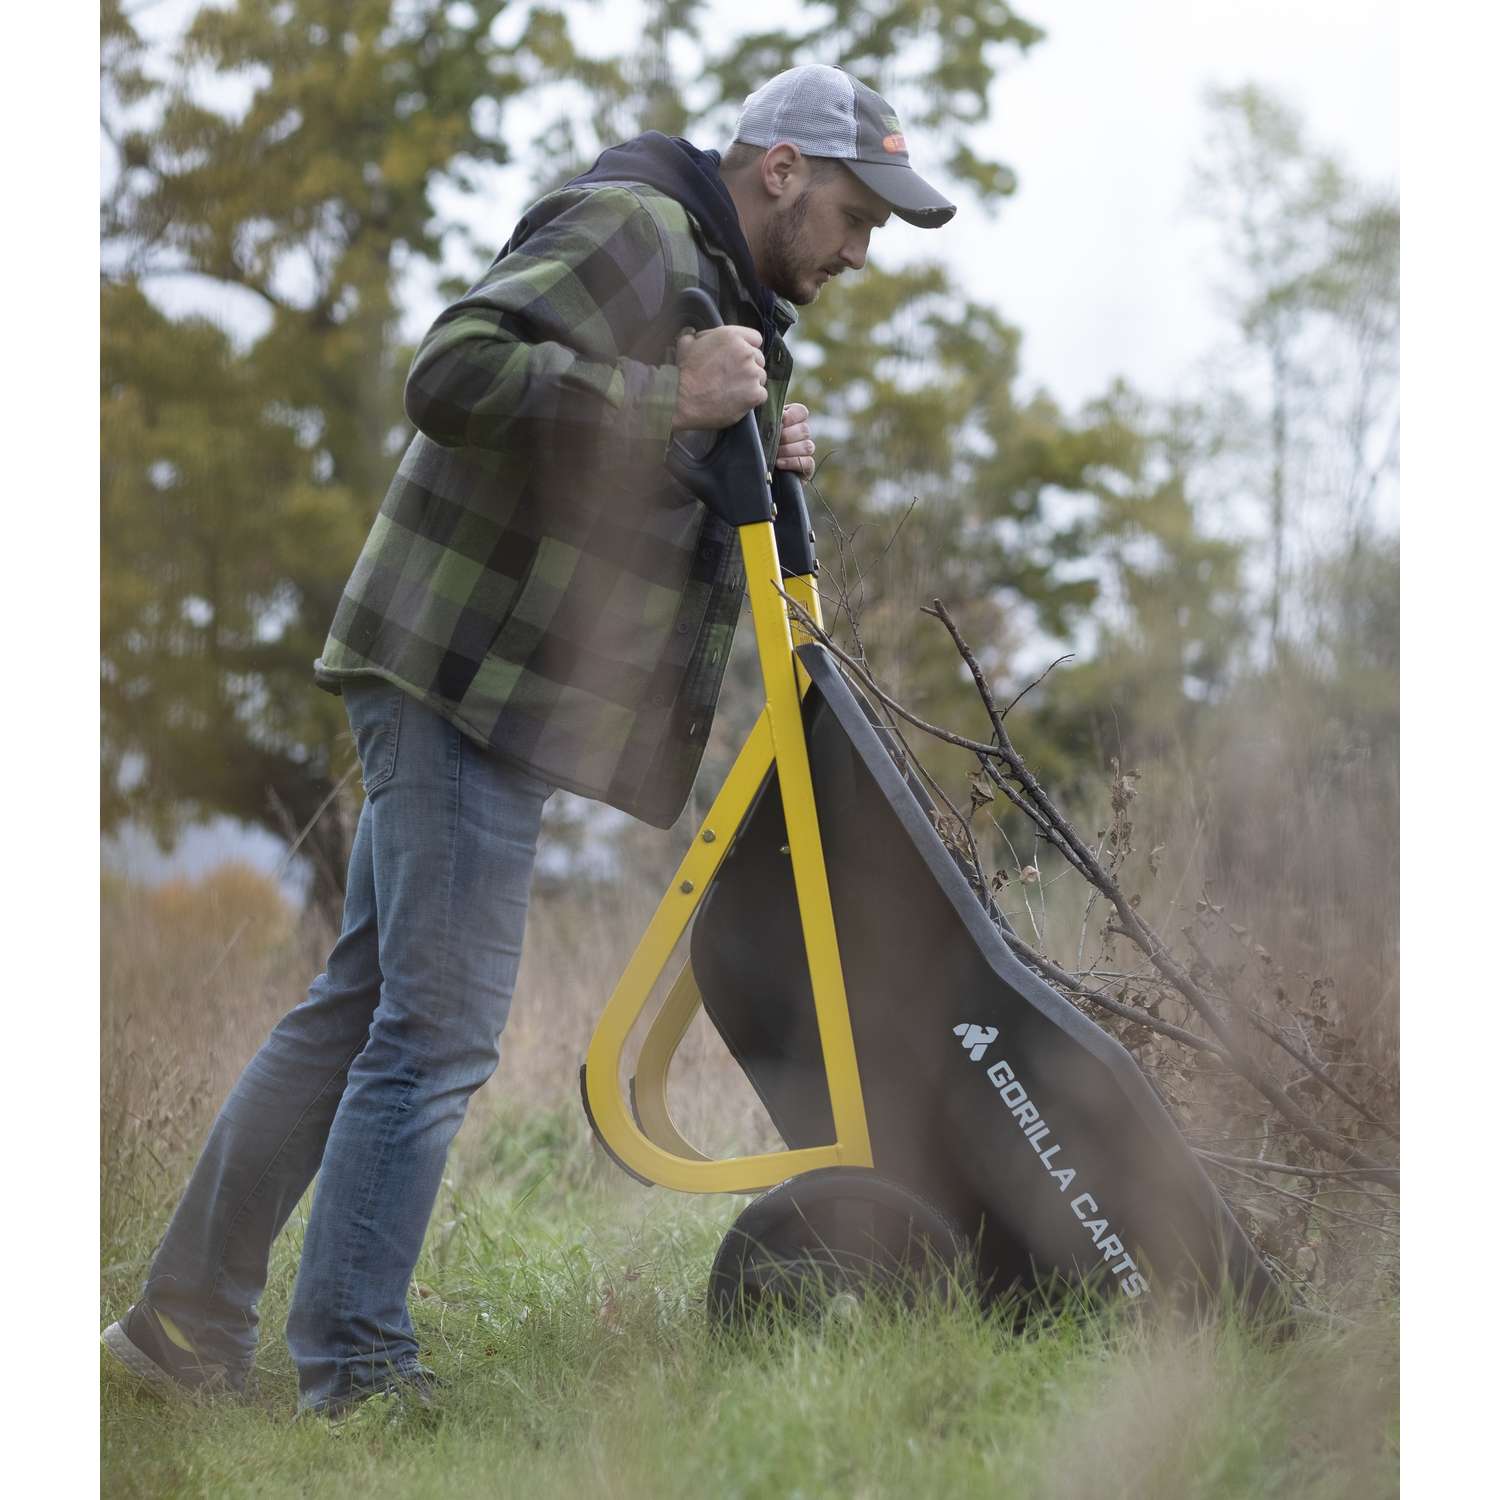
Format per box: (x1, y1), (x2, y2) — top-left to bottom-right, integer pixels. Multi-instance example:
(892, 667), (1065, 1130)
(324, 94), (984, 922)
(567, 131), (778, 336)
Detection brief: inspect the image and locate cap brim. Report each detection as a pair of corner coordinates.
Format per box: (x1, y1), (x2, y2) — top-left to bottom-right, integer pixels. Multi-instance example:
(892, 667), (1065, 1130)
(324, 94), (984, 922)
(844, 159), (956, 227)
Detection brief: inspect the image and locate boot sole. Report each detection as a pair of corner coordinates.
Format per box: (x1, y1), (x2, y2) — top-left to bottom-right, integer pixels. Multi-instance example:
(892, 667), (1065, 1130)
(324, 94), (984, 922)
(102, 1320), (184, 1395)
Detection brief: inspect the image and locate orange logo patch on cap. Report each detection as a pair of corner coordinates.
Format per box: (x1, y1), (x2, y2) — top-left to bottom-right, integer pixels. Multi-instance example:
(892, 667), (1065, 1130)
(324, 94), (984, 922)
(882, 132), (907, 154)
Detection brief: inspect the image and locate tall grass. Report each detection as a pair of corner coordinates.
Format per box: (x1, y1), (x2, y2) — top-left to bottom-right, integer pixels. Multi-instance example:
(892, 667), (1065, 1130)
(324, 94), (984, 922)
(101, 1084), (1398, 1499)
(101, 697), (1398, 1495)
(99, 856), (776, 1277)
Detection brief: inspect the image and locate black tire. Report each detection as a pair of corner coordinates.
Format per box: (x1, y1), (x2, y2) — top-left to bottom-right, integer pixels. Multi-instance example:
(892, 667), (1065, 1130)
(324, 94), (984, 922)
(707, 1167), (971, 1330)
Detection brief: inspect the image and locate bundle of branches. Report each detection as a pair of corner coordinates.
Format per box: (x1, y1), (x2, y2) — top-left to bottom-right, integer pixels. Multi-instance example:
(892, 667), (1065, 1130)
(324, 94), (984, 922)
(778, 574), (1399, 1309)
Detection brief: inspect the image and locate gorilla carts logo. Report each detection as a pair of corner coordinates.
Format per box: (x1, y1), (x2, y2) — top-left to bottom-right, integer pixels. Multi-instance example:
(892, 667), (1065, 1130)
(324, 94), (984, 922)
(946, 1030), (1154, 1300)
(953, 1023), (998, 1062)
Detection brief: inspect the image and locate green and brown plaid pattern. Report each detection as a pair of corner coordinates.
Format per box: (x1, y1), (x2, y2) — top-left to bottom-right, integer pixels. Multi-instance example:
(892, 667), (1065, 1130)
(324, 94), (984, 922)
(316, 184), (795, 826)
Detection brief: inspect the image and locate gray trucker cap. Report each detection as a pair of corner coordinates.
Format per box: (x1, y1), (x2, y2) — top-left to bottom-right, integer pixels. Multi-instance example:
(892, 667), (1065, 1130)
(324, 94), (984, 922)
(732, 64), (956, 227)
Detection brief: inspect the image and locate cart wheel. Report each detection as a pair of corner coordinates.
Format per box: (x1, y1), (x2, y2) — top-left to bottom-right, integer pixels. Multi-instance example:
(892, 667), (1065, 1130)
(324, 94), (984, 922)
(707, 1167), (969, 1330)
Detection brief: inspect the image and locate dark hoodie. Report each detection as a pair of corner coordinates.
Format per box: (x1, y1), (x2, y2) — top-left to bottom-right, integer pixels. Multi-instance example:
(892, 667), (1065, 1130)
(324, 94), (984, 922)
(566, 130), (779, 340)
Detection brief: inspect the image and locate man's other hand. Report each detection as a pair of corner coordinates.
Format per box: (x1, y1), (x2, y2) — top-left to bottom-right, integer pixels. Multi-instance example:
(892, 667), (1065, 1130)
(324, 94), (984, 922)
(774, 403), (815, 477)
(672, 326), (768, 430)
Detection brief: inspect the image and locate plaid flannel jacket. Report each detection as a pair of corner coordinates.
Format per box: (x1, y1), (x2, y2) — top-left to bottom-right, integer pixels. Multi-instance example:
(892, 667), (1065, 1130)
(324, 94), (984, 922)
(315, 182), (796, 826)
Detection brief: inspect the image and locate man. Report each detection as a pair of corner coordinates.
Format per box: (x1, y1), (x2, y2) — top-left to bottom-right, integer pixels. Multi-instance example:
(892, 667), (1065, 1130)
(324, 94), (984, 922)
(103, 63), (954, 1417)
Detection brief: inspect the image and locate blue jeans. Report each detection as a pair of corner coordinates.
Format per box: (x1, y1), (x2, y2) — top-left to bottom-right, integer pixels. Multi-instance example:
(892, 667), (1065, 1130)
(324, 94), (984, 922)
(141, 681), (553, 1412)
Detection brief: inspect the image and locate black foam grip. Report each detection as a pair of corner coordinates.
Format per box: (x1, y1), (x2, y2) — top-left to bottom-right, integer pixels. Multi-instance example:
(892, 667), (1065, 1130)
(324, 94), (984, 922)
(771, 468), (817, 576)
(664, 290), (774, 527)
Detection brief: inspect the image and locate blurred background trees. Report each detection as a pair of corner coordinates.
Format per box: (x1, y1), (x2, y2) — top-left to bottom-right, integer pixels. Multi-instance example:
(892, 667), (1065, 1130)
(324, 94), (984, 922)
(102, 0), (536, 911)
(101, 0), (1397, 952)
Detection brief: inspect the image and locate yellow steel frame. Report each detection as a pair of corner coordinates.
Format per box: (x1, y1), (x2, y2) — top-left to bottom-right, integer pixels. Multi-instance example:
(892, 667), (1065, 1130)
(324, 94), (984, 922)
(582, 522), (873, 1192)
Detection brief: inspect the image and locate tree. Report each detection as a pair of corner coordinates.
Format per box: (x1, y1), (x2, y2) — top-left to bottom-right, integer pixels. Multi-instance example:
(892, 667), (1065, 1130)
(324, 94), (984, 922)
(1190, 84), (1399, 656)
(103, 0), (1067, 904)
(103, 0), (540, 913)
(112, 1), (1198, 912)
(1022, 390), (1249, 786)
(790, 276), (1159, 788)
(497, 1), (1043, 202)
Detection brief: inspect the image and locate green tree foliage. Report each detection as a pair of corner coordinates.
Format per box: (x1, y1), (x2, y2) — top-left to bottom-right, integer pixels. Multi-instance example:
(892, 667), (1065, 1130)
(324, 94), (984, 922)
(101, 283), (358, 868)
(112, 5), (1350, 916)
(791, 278), (1154, 785)
(104, 0), (1078, 903)
(503, 1), (1043, 198)
(1024, 392), (1249, 780)
(103, 0), (540, 909)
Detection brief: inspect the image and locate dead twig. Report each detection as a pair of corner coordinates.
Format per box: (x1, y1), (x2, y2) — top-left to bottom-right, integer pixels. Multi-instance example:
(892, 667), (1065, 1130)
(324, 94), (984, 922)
(922, 596), (1397, 1191)
(1194, 1149), (1397, 1185)
(1182, 918), (1400, 1139)
(1001, 651), (1075, 719)
(1204, 1157), (1399, 1239)
(1004, 931), (1230, 1061)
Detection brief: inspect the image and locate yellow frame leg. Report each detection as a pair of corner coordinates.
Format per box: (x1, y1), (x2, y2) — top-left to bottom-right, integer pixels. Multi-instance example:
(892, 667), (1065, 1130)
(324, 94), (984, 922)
(630, 963), (709, 1162)
(582, 541), (874, 1193)
(628, 567), (827, 1160)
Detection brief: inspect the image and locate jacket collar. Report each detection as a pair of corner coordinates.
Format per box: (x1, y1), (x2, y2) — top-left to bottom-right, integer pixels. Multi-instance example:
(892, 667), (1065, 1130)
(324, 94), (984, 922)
(568, 131), (791, 339)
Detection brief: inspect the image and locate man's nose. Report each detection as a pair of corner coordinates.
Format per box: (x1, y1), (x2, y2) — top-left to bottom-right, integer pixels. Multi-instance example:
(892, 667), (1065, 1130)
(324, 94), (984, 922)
(840, 232), (869, 271)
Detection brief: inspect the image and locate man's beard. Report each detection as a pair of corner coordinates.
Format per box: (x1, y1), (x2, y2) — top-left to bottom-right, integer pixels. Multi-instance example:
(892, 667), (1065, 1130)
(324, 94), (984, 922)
(761, 192), (819, 304)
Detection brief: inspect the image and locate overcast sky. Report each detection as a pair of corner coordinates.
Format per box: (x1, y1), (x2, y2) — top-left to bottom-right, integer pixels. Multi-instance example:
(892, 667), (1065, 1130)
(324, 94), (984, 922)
(939, 0), (1398, 405)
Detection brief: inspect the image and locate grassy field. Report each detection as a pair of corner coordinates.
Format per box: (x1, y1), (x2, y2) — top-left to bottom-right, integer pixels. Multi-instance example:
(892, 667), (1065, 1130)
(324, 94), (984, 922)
(101, 859), (1397, 1498)
(102, 1101), (1397, 1500)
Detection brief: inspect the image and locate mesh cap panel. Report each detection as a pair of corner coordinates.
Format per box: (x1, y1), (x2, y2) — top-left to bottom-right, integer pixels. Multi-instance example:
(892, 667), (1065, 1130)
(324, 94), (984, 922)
(728, 65), (956, 227)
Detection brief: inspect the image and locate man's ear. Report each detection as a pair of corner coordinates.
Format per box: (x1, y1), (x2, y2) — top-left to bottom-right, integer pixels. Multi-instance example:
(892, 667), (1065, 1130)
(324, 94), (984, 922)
(759, 143), (804, 202)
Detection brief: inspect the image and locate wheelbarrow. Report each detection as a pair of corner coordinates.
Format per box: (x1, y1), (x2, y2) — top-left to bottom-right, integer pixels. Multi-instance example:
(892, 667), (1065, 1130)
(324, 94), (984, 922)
(580, 289), (1280, 1327)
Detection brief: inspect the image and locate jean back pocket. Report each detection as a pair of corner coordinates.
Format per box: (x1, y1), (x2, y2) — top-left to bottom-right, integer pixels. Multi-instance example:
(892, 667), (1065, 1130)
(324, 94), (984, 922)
(345, 681), (405, 796)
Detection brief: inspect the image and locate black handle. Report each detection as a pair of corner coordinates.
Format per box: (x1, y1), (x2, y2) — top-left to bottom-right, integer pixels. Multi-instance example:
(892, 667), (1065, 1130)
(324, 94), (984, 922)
(665, 289), (774, 527)
(771, 467), (818, 578)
